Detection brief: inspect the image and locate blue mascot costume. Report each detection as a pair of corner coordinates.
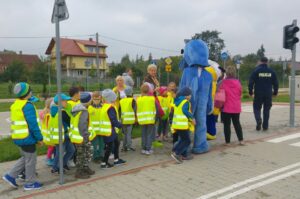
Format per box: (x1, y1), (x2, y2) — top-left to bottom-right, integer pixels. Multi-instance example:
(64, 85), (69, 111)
(179, 39), (213, 154)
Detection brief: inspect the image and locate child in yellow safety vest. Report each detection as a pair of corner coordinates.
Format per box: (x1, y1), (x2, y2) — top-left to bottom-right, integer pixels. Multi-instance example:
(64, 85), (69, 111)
(100, 89), (126, 169)
(137, 83), (159, 155)
(50, 93), (75, 174)
(120, 87), (136, 151)
(39, 98), (55, 166)
(157, 86), (170, 141)
(167, 81), (177, 105)
(3, 82), (44, 190)
(170, 87), (195, 164)
(88, 91), (104, 163)
(71, 92), (96, 179)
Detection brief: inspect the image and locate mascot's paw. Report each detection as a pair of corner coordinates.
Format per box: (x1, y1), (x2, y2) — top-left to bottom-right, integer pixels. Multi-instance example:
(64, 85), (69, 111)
(206, 133), (216, 140)
(192, 143), (210, 154)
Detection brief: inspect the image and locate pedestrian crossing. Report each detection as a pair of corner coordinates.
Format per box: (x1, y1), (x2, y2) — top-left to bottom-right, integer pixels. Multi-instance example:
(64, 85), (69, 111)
(267, 133), (300, 148)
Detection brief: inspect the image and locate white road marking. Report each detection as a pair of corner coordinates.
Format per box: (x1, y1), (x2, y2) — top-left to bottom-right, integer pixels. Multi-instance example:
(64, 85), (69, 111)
(217, 169), (300, 199)
(290, 142), (300, 147)
(267, 133), (300, 143)
(242, 105), (286, 113)
(196, 162), (300, 199)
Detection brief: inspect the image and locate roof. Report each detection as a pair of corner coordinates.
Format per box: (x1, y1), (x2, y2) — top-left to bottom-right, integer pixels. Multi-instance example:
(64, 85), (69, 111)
(0, 53), (40, 65)
(45, 38), (108, 58)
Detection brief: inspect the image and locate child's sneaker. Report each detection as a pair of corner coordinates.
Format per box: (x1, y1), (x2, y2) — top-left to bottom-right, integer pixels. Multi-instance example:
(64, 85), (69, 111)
(121, 147), (128, 152)
(100, 163), (114, 169)
(83, 167), (95, 175)
(141, 150), (147, 154)
(114, 159), (126, 166)
(129, 147), (136, 151)
(182, 155), (194, 160)
(24, 182), (43, 191)
(75, 169), (90, 179)
(171, 152), (183, 164)
(68, 160), (76, 168)
(2, 174), (18, 188)
(46, 158), (54, 166)
(145, 151), (151, 155)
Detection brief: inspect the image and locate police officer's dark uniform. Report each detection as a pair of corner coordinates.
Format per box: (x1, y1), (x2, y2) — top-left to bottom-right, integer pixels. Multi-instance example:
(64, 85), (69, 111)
(248, 57), (278, 131)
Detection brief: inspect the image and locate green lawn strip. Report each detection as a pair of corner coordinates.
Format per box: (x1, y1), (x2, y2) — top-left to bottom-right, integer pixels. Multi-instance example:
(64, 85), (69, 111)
(0, 126), (142, 163)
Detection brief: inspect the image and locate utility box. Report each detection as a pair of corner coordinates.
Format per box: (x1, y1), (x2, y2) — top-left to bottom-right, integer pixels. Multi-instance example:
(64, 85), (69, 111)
(289, 75), (300, 101)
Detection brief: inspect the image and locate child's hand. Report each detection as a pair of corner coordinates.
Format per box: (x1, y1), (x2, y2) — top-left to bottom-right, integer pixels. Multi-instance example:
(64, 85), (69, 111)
(192, 119), (196, 126)
(37, 141), (44, 147)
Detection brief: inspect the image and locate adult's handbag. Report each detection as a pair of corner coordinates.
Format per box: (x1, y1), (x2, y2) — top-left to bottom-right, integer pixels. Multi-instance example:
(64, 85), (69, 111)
(214, 88), (226, 108)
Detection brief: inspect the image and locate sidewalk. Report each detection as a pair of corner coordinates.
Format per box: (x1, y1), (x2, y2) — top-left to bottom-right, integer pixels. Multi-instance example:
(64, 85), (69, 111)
(0, 104), (299, 198)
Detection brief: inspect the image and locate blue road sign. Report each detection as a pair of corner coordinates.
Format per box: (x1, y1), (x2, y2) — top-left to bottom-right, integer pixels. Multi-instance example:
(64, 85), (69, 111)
(221, 52), (228, 61)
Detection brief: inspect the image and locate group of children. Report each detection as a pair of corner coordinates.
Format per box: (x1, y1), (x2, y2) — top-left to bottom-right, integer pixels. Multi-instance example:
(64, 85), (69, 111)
(3, 63), (244, 190)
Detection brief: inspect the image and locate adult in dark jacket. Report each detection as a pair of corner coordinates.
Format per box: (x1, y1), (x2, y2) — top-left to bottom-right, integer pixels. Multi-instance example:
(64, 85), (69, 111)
(248, 57), (279, 131)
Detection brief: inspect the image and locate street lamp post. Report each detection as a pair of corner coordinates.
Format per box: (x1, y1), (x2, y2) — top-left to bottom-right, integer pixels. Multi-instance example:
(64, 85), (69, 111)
(85, 59), (91, 91)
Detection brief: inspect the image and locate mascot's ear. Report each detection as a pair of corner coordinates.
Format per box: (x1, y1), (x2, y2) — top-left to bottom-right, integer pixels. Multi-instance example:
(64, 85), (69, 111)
(183, 39), (209, 68)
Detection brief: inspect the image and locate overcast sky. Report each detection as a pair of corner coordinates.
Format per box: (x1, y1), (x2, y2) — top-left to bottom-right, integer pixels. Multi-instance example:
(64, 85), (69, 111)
(0, 0), (300, 62)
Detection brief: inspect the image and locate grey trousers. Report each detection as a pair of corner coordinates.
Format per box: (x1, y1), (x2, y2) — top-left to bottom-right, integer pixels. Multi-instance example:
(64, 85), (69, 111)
(8, 148), (37, 183)
(141, 125), (155, 151)
(122, 125), (133, 149)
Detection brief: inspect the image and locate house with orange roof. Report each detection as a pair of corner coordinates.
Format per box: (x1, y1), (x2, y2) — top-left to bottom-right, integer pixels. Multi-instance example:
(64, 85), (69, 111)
(45, 38), (108, 77)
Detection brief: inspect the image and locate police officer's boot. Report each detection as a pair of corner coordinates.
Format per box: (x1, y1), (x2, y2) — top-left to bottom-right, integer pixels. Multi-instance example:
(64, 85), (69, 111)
(75, 169), (90, 179)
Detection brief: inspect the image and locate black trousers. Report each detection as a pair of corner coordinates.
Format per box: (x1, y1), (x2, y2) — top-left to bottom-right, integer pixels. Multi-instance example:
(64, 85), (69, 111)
(253, 95), (272, 129)
(103, 138), (120, 164)
(223, 112), (243, 143)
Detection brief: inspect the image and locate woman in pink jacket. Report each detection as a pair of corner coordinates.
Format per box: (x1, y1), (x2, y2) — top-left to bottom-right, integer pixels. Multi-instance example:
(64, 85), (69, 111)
(219, 65), (244, 145)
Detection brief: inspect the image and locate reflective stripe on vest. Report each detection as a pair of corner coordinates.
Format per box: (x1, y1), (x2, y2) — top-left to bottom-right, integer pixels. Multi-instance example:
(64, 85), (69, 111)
(41, 113), (54, 146)
(48, 111), (65, 144)
(10, 99), (38, 140)
(171, 99), (189, 131)
(88, 105), (101, 140)
(136, 96), (156, 125)
(98, 104), (119, 136)
(120, 98), (136, 125)
(70, 112), (84, 144)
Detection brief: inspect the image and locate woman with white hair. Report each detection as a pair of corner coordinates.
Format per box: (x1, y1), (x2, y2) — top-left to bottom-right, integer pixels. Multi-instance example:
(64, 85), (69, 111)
(113, 75), (127, 111)
(143, 64), (160, 90)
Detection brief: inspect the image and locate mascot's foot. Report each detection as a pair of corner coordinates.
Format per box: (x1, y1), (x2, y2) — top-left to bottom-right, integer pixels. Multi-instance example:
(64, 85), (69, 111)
(206, 133), (216, 140)
(192, 145), (210, 154)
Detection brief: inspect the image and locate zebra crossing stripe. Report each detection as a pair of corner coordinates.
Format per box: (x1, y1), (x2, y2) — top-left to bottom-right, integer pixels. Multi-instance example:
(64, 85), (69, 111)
(290, 142), (300, 147)
(267, 133), (300, 143)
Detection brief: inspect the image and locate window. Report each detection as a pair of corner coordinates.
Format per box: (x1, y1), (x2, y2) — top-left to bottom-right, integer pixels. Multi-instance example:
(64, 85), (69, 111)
(87, 47), (94, 53)
(78, 70), (83, 76)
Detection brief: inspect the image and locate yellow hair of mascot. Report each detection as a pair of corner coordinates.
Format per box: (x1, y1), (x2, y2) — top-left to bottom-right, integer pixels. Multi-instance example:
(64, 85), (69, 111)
(206, 60), (221, 115)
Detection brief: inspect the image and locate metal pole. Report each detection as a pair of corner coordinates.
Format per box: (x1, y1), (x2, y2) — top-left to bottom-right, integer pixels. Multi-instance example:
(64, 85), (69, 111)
(86, 67), (88, 91)
(55, 4), (64, 185)
(96, 32), (100, 89)
(289, 20), (297, 127)
(48, 63), (51, 97)
(167, 72), (169, 84)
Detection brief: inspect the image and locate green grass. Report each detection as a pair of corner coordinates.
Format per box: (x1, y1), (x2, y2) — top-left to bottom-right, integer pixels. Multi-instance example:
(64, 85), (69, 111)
(0, 101), (44, 112)
(0, 137), (48, 163)
(0, 126), (143, 163)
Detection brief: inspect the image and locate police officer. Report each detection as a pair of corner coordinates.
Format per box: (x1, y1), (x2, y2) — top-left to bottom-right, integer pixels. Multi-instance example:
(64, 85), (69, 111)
(248, 57), (279, 131)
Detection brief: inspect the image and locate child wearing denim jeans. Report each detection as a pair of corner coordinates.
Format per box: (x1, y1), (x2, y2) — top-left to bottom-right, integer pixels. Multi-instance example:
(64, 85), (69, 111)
(170, 87), (195, 163)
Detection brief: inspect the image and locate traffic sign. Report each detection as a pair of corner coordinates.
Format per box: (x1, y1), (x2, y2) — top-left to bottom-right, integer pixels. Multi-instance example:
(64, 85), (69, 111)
(165, 64), (172, 72)
(221, 52), (228, 61)
(51, 0), (69, 23)
(165, 57), (172, 65)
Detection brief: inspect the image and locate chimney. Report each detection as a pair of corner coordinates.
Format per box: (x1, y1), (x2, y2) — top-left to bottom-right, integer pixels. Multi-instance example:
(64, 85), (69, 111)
(19, 51), (22, 55)
(89, 38), (93, 41)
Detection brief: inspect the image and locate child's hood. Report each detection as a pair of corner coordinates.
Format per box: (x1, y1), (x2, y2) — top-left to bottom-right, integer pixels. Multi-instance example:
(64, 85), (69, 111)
(71, 103), (87, 116)
(174, 96), (186, 106)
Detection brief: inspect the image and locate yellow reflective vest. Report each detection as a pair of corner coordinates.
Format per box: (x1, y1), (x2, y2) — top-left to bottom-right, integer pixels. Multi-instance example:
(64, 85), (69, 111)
(171, 99), (189, 131)
(10, 99), (39, 140)
(41, 113), (54, 146)
(119, 98), (136, 125)
(88, 105), (102, 136)
(98, 104), (119, 136)
(136, 96), (156, 125)
(158, 96), (169, 120)
(48, 110), (65, 145)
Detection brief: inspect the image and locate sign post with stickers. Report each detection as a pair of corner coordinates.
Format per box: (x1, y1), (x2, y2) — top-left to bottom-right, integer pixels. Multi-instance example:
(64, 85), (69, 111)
(165, 57), (172, 83)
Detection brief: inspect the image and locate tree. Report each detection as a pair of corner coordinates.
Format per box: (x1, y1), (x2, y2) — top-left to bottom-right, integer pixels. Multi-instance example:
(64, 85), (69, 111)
(257, 44), (265, 58)
(1, 60), (28, 82)
(148, 53), (153, 63)
(31, 60), (53, 97)
(192, 30), (225, 60)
